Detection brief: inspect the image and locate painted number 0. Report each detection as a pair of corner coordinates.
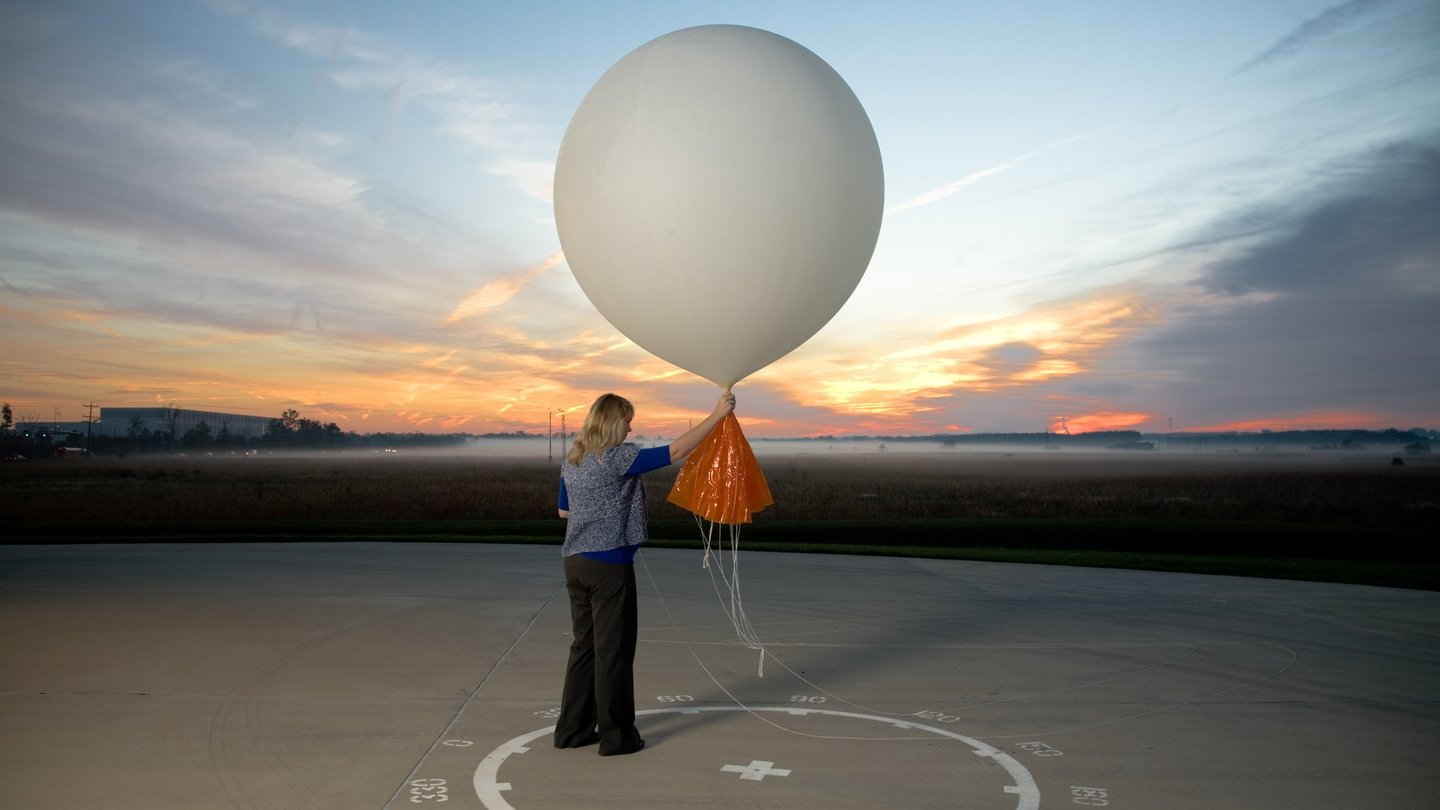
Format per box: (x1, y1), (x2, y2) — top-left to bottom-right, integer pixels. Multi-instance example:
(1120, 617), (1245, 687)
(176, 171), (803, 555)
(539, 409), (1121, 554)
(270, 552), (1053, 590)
(409, 778), (448, 803)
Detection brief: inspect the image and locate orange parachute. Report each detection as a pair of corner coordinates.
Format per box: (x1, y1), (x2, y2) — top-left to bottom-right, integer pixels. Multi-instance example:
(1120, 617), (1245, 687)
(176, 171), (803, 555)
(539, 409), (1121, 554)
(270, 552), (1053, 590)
(667, 413), (772, 524)
(665, 409), (773, 675)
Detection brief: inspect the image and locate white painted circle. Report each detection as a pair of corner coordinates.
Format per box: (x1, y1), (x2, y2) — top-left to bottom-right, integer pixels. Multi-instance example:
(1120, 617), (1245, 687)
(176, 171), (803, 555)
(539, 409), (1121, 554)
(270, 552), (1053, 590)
(473, 705), (1039, 809)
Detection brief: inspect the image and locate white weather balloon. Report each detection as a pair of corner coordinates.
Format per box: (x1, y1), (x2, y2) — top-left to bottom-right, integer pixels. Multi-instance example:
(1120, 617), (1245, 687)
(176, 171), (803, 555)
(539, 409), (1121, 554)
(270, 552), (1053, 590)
(554, 24), (884, 389)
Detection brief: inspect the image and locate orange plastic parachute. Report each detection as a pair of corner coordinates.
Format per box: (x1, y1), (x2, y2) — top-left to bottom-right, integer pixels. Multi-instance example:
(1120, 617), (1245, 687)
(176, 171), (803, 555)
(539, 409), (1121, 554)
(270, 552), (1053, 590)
(667, 413), (773, 524)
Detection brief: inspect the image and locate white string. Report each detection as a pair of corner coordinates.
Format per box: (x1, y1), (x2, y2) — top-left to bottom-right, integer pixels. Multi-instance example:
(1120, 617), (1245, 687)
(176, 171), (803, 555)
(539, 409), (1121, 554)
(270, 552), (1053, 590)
(638, 548), (930, 742)
(695, 516), (766, 676)
(690, 515), (1207, 720)
(638, 550), (1292, 744)
(643, 538), (1303, 750)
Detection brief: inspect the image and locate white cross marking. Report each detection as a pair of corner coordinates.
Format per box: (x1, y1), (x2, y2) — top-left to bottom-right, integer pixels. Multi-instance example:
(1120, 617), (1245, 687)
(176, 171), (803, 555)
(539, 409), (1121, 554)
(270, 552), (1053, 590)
(721, 760), (792, 781)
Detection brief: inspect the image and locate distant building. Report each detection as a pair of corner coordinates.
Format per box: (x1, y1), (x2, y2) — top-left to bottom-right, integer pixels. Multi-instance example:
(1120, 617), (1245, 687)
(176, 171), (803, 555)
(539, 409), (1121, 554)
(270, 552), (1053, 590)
(95, 407), (273, 440)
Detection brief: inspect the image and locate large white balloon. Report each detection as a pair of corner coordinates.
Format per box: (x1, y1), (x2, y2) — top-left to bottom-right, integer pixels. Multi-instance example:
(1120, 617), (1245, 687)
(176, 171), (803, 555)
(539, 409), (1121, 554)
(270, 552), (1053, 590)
(554, 25), (883, 389)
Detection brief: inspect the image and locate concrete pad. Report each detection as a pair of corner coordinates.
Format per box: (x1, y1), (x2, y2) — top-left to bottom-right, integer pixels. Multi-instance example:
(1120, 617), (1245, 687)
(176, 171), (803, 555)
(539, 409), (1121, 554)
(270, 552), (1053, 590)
(1, 543), (1436, 808)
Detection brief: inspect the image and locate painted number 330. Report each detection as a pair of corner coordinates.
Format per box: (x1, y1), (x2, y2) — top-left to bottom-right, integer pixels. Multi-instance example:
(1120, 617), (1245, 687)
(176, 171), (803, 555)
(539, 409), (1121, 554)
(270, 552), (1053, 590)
(1071, 786), (1110, 807)
(409, 778), (449, 803)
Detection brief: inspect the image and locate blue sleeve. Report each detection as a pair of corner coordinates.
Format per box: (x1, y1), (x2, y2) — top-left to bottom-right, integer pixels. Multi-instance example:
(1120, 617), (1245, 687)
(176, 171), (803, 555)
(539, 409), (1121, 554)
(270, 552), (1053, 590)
(557, 477), (569, 511)
(625, 445), (671, 476)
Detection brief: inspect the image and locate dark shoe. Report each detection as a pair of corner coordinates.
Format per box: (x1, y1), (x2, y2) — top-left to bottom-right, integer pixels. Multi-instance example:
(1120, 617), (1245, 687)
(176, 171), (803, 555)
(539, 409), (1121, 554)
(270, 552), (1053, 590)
(598, 739), (645, 757)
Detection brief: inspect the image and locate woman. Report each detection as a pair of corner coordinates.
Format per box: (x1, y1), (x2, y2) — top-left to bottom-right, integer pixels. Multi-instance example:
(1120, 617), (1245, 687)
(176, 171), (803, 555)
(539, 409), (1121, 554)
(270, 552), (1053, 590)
(554, 390), (735, 755)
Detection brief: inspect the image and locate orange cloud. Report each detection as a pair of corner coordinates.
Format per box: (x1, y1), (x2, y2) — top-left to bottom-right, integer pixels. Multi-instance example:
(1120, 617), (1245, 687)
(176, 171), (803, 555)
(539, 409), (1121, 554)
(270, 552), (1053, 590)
(1051, 411), (1153, 433)
(759, 286), (1155, 425)
(1185, 411), (1382, 432)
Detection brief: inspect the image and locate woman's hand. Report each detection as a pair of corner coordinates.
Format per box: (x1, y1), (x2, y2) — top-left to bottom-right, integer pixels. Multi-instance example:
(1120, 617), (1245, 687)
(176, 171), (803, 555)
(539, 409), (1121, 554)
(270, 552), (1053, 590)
(670, 390), (738, 463)
(714, 391), (736, 419)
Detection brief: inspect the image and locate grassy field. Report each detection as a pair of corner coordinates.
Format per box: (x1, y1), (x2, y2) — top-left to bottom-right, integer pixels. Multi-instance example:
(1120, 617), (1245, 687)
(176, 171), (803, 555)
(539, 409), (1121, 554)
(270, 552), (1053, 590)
(4, 449), (1437, 589)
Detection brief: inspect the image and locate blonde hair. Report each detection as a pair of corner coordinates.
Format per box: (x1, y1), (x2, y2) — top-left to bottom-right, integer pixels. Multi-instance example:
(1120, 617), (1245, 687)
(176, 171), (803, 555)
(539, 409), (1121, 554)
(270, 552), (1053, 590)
(566, 393), (634, 465)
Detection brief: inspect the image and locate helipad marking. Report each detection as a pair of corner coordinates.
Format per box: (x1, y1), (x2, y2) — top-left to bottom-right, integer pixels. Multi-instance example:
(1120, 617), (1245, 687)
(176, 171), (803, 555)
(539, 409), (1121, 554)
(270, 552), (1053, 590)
(472, 705), (1040, 810)
(722, 760), (791, 781)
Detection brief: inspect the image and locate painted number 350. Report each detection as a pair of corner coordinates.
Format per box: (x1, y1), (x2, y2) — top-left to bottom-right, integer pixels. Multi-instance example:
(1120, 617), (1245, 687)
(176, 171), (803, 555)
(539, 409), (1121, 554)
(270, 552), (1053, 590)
(409, 778), (449, 803)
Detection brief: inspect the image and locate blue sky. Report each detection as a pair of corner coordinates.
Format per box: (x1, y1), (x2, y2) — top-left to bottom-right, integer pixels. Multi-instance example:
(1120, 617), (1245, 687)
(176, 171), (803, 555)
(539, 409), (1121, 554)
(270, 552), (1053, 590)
(1, 0), (1436, 436)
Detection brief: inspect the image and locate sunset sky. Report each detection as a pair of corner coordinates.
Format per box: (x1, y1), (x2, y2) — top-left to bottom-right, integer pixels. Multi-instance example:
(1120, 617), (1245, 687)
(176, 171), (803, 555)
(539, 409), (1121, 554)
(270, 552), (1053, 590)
(2, 0), (1436, 438)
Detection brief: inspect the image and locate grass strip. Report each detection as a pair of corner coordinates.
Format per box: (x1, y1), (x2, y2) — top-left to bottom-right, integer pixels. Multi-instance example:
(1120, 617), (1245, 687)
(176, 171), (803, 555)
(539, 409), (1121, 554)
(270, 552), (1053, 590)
(7, 518), (1436, 591)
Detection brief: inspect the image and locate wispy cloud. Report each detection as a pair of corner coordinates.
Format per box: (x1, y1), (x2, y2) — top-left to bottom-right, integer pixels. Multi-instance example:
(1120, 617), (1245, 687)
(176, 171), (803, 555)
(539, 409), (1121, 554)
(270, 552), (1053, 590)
(212, 1), (551, 199)
(203, 0), (360, 60)
(380, 79), (406, 144)
(486, 159), (557, 204)
(289, 18), (353, 137)
(0, 89), (385, 272)
(1234, 0), (1386, 75)
(885, 160), (1018, 215)
(885, 134), (1093, 215)
(443, 251), (565, 326)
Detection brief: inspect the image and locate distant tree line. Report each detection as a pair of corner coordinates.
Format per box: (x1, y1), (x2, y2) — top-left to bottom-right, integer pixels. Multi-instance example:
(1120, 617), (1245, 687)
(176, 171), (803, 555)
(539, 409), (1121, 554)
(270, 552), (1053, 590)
(762, 428), (1434, 449)
(1159, 428), (1433, 450)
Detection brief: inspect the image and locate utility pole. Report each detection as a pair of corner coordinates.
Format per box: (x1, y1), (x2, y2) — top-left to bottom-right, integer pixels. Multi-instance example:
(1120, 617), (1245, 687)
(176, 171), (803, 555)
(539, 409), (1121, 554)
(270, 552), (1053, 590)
(549, 408), (569, 463)
(83, 402), (99, 455)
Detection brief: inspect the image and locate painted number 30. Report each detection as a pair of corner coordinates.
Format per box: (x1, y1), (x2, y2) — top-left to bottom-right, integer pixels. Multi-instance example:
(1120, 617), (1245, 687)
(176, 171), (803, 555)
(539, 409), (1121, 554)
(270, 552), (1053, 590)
(409, 778), (449, 803)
